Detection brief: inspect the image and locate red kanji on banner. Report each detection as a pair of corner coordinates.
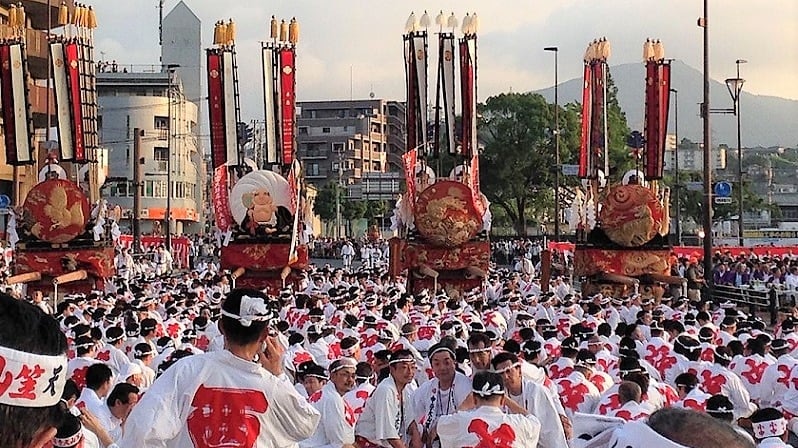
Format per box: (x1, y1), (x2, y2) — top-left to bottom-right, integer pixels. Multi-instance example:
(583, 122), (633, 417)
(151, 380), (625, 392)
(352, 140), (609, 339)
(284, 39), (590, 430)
(682, 398), (704, 411)
(96, 351), (111, 362)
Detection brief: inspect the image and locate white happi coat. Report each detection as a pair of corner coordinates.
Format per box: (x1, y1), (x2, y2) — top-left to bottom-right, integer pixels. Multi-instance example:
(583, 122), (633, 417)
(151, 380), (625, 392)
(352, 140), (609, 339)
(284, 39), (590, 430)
(96, 343), (130, 378)
(344, 382), (375, 424)
(118, 350), (320, 448)
(300, 381), (356, 448)
(355, 376), (414, 447)
(437, 406), (541, 448)
(506, 379), (568, 448)
(412, 372), (472, 435)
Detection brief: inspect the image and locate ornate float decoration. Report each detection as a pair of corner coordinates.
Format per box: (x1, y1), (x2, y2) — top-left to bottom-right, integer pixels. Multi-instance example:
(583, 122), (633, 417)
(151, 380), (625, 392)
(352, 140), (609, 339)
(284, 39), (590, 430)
(389, 12), (491, 295)
(208, 16), (310, 292)
(572, 38), (681, 301)
(5, 3), (117, 294)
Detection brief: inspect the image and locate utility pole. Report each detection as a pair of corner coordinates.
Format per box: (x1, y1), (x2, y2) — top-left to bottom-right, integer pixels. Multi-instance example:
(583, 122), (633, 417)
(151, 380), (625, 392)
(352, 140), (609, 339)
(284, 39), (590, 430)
(701, 0), (714, 289)
(133, 128), (144, 252)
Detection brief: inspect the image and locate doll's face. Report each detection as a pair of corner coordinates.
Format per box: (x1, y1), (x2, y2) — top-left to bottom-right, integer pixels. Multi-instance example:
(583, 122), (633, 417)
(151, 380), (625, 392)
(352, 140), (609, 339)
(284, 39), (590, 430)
(252, 189), (273, 206)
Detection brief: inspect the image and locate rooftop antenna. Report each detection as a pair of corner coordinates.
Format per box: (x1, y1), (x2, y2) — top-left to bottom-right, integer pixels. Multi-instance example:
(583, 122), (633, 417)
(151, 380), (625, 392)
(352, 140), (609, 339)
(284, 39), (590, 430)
(159, 0), (165, 47)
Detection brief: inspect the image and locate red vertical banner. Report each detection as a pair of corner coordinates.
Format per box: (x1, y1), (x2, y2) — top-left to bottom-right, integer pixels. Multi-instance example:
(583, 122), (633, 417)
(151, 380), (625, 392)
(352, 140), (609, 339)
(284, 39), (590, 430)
(206, 51), (227, 169)
(65, 42), (85, 162)
(279, 48), (296, 166)
(402, 148), (418, 212)
(590, 62), (605, 177)
(644, 60), (660, 179)
(657, 62), (672, 179)
(470, 155), (484, 216)
(212, 165), (231, 232)
(578, 64), (592, 178)
(0, 45), (17, 166)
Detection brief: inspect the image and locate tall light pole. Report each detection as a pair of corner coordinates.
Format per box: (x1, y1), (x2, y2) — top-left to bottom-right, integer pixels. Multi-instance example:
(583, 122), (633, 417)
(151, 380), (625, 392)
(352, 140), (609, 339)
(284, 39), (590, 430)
(544, 46), (560, 241)
(728, 58), (747, 246)
(165, 64), (180, 252)
(700, 0), (713, 287)
(670, 88), (681, 245)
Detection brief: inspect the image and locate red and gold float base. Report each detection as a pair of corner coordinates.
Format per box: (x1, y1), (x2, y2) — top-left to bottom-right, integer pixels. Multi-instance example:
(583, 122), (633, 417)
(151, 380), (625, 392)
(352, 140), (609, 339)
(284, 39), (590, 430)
(220, 243), (309, 292)
(14, 246), (115, 293)
(573, 248), (670, 277)
(389, 237), (490, 295)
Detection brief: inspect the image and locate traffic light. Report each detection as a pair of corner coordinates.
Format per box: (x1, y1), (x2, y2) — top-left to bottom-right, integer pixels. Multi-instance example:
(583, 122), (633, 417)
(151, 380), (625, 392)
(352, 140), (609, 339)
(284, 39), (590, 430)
(626, 130), (644, 149)
(237, 122), (253, 146)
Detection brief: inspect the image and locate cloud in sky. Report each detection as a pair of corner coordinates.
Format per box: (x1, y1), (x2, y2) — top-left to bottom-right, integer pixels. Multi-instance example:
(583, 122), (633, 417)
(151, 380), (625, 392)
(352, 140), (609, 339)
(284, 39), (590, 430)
(93, 0), (798, 120)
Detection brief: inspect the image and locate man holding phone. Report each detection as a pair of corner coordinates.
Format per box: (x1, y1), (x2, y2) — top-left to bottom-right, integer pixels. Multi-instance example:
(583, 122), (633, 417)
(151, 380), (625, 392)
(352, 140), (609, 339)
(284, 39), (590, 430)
(120, 288), (320, 448)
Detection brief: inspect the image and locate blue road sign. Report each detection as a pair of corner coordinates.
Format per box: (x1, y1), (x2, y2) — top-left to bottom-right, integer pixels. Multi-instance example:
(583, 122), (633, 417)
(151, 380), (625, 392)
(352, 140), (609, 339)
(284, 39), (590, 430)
(0, 194), (10, 209)
(714, 181), (732, 198)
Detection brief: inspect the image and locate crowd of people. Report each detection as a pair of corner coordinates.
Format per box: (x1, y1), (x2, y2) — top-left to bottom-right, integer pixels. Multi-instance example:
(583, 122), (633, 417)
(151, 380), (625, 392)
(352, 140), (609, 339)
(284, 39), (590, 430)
(5, 241), (798, 448)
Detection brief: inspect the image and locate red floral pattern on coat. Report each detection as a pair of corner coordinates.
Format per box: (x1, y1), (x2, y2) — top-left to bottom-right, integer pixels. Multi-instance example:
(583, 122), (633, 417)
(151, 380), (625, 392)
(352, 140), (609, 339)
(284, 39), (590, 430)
(465, 419), (517, 448)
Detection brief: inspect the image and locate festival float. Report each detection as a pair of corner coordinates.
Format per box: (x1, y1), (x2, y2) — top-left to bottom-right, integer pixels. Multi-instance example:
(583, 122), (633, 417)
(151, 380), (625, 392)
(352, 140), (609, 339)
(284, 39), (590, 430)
(3, 3), (117, 295)
(389, 12), (491, 296)
(208, 17), (310, 292)
(571, 38), (683, 301)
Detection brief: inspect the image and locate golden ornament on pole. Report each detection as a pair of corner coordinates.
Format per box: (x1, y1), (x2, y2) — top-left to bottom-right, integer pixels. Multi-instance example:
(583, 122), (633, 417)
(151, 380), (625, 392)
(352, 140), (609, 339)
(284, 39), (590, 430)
(58, 1), (69, 27)
(288, 17), (299, 45)
(270, 15), (278, 40)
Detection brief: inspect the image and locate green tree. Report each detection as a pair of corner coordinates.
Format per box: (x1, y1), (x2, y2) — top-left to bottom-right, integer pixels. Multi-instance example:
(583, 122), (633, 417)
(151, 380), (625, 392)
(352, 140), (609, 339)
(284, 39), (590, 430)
(313, 183), (343, 222)
(479, 92), (581, 235)
(342, 199), (366, 236)
(364, 200), (388, 224)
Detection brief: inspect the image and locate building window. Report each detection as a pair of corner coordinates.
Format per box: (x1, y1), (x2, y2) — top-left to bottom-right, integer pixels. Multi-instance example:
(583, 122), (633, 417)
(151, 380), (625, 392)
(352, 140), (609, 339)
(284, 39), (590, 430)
(154, 147), (169, 161)
(111, 182), (132, 197)
(322, 127), (330, 133)
(154, 116), (169, 129)
(308, 163), (320, 176)
(332, 142), (344, 153)
(332, 162), (339, 171)
(299, 127), (308, 135)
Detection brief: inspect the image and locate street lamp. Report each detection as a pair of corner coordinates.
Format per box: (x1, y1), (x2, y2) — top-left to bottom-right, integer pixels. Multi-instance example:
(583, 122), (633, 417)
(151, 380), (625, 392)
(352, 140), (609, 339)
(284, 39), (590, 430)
(726, 58), (746, 246)
(165, 64), (180, 252)
(670, 88), (681, 245)
(544, 46), (560, 242)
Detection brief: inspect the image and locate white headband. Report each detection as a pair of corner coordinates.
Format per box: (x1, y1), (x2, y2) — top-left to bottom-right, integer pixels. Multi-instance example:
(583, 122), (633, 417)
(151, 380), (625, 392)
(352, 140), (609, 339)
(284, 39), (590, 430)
(389, 356), (416, 366)
(341, 344), (359, 357)
(0, 345), (68, 408)
(220, 295), (272, 327)
(473, 381), (505, 397)
(330, 357), (358, 373)
(492, 362), (520, 375)
(52, 431), (83, 448)
(468, 347), (492, 354)
(753, 418), (787, 439)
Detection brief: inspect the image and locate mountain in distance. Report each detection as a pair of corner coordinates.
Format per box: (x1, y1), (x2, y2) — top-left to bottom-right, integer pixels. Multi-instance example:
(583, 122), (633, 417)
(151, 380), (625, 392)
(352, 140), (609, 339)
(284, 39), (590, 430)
(535, 60), (798, 148)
